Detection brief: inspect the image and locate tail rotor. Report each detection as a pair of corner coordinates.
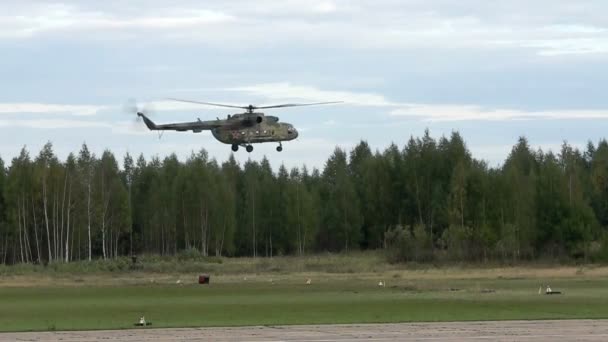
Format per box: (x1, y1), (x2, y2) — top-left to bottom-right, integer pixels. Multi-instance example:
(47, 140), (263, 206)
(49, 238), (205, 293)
(123, 98), (157, 125)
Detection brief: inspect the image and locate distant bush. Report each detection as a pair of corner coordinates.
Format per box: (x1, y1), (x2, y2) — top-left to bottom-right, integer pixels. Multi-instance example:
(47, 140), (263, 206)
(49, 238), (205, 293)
(384, 224), (434, 263)
(176, 247), (202, 261)
(384, 225), (414, 263)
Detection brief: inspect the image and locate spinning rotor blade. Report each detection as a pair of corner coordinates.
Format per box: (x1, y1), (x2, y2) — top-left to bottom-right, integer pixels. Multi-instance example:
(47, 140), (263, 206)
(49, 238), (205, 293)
(166, 98), (343, 110)
(166, 98), (248, 109)
(256, 101), (343, 109)
(123, 98), (139, 115)
(123, 98), (156, 124)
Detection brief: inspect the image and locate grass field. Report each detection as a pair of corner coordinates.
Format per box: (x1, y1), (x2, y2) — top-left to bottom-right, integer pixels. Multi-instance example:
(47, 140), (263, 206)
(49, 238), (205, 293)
(2, 254), (608, 332)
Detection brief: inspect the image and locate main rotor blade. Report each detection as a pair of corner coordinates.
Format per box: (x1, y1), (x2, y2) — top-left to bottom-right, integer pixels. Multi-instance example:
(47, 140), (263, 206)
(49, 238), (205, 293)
(166, 98), (248, 109)
(256, 101), (343, 109)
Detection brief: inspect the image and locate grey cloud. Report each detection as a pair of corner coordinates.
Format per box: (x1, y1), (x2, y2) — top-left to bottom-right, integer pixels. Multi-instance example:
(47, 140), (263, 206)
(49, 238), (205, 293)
(2, 1), (606, 57)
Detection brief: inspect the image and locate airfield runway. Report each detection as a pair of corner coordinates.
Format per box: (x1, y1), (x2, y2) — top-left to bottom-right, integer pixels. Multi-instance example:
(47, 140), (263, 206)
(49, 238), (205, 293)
(2, 320), (608, 341)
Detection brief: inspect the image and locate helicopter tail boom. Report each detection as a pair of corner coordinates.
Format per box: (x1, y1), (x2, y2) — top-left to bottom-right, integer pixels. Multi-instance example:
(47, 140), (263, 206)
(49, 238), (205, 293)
(137, 112), (157, 130)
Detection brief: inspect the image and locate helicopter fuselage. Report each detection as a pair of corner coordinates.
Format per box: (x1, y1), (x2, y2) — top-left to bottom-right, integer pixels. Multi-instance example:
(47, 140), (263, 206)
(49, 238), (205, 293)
(211, 118), (298, 145)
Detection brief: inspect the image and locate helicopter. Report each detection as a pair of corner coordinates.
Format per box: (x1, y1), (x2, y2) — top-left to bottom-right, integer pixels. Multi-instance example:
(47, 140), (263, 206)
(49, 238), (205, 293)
(131, 98), (342, 152)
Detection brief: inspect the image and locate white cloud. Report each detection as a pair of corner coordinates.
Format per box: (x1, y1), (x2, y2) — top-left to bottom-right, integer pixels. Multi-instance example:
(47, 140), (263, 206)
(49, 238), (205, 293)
(0, 119), (110, 129)
(517, 38), (608, 56)
(390, 104), (608, 122)
(225, 82), (396, 107)
(177, 82), (608, 123)
(313, 1), (338, 13)
(110, 120), (157, 136)
(0, 103), (106, 116)
(2, 1), (607, 56)
(0, 4), (235, 39)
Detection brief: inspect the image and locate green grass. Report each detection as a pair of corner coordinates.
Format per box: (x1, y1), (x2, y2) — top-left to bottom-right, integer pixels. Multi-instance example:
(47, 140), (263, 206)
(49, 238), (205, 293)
(2, 276), (608, 332)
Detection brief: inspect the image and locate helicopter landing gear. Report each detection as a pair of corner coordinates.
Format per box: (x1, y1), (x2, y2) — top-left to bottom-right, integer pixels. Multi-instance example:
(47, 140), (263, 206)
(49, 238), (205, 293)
(231, 144), (239, 152)
(276, 143), (283, 152)
(246, 145), (253, 153)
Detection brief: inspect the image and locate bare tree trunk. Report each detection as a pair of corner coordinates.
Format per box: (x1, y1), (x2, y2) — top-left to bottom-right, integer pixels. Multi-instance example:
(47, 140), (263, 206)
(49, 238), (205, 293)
(77, 218), (81, 261)
(161, 222), (165, 256)
(109, 228), (113, 259)
(22, 197), (32, 263)
(100, 169), (110, 261)
(115, 232), (119, 259)
(181, 197), (188, 250)
(65, 181), (71, 262)
(205, 208), (210, 256)
(101, 201), (108, 260)
(53, 193), (58, 262)
(2, 236), (8, 264)
(200, 205), (207, 257)
(31, 196), (41, 264)
(102, 214), (107, 260)
(460, 190), (465, 228)
(43, 179), (52, 262)
(297, 183), (302, 255)
(268, 208), (273, 258)
(252, 187), (256, 258)
(61, 171), (67, 262)
(17, 202), (24, 263)
(414, 169), (424, 226)
(87, 177), (92, 261)
(217, 220), (226, 257)
(303, 229), (307, 256)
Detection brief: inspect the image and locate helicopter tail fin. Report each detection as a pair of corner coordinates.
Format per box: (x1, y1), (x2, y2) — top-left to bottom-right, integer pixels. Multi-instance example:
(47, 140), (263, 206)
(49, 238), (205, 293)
(137, 112), (157, 130)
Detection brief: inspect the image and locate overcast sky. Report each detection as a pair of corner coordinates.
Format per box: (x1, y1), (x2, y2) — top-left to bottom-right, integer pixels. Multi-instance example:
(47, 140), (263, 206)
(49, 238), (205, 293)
(1, 0), (607, 171)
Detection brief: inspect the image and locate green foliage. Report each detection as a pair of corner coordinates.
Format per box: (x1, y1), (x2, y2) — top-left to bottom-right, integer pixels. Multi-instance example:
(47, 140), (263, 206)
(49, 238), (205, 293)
(1, 133), (608, 264)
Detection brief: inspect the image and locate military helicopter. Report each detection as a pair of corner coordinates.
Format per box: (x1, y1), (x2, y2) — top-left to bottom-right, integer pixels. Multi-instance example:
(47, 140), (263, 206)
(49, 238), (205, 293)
(131, 98), (342, 152)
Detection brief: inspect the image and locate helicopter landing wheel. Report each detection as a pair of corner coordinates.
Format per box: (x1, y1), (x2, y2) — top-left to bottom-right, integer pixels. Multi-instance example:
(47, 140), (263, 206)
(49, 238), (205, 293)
(276, 144), (283, 152)
(231, 144), (239, 152)
(246, 145), (253, 153)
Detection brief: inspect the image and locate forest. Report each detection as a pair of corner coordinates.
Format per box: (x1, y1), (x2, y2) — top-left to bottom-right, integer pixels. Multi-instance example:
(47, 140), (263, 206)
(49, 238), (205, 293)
(1, 129), (608, 265)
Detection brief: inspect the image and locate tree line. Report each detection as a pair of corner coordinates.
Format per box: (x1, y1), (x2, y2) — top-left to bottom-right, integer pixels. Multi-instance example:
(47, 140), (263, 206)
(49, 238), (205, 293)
(1, 129), (608, 264)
